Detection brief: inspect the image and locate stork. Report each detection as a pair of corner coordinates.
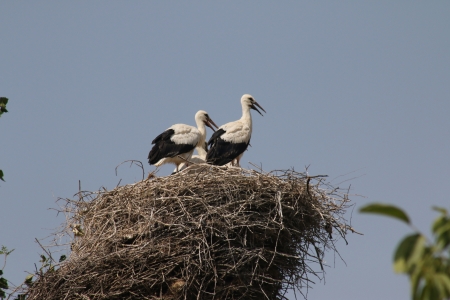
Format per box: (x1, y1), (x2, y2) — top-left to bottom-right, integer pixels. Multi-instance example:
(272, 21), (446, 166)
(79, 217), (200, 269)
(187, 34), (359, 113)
(148, 110), (218, 172)
(206, 94), (266, 167)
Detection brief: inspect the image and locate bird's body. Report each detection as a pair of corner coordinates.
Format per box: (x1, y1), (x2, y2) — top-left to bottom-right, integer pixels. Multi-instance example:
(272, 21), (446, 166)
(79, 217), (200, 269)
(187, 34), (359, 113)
(174, 149), (238, 173)
(173, 154), (206, 174)
(149, 125), (200, 168)
(172, 141), (208, 174)
(206, 94), (265, 167)
(148, 110), (217, 172)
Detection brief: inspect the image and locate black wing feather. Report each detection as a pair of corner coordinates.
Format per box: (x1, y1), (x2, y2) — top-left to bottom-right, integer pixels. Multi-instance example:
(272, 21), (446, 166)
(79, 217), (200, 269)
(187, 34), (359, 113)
(207, 129), (226, 147)
(151, 129), (174, 144)
(206, 129), (250, 166)
(148, 129), (195, 165)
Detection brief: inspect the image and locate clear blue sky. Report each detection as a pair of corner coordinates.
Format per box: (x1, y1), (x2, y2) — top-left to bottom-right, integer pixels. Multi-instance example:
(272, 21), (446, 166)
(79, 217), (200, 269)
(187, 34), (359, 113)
(1, 2), (450, 299)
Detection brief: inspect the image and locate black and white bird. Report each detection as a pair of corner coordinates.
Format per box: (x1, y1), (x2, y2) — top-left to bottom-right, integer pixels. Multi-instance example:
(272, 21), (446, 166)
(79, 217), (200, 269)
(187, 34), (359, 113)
(206, 94), (266, 167)
(148, 110), (218, 172)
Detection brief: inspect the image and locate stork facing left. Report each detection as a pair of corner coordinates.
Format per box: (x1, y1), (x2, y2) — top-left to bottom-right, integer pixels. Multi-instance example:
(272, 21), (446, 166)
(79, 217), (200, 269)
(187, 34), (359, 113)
(148, 110), (218, 172)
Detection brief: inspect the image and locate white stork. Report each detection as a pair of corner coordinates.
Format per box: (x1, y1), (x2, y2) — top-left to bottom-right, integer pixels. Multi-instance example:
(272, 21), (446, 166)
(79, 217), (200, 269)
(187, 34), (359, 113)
(148, 110), (218, 172)
(206, 94), (266, 166)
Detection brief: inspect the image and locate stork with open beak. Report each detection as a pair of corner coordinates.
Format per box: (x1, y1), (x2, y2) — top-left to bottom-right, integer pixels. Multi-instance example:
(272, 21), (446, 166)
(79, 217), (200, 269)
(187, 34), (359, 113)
(148, 110), (218, 172)
(206, 94), (266, 167)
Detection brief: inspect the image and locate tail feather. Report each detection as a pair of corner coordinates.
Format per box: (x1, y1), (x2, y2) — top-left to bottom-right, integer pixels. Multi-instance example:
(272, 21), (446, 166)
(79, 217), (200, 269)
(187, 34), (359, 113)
(148, 146), (161, 165)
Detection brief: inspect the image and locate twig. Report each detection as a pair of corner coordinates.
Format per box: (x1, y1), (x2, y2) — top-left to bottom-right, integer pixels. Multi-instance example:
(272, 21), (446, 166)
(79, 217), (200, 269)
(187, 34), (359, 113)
(34, 238), (55, 263)
(115, 160), (145, 181)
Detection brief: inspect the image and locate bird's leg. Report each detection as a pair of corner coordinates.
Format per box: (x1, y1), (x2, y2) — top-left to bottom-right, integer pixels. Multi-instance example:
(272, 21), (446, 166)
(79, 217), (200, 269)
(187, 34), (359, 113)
(235, 157), (241, 167)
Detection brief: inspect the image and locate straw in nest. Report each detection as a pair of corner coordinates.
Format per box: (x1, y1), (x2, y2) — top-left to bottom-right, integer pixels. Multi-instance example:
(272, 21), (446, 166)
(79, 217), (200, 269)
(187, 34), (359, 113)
(26, 165), (355, 300)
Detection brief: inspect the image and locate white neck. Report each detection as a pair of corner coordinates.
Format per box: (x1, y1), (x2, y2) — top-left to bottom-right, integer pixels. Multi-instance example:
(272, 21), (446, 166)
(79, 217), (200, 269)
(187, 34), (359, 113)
(196, 145), (207, 159)
(195, 118), (207, 151)
(240, 103), (252, 131)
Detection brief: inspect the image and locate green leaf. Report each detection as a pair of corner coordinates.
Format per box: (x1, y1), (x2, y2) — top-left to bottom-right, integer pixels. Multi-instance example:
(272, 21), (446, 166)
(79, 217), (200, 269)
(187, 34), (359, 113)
(0, 246), (12, 254)
(0, 277), (8, 289)
(0, 170), (4, 182)
(406, 238), (427, 272)
(40, 255), (47, 263)
(25, 274), (33, 287)
(0, 290), (5, 298)
(435, 273), (450, 296)
(432, 212), (450, 250)
(59, 255), (66, 262)
(0, 97), (7, 116)
(0, 270), (2, 276)
(433, 275), (446, 299)
(432, 215), (447, 234)
(411, 264), (424, 300)
(360, 203), (411, 224)
(418, 285), (433, 300)
(435, 222), (450, 250)
(432, 206), (448, 215)
(419, 283), (437, 300)
(394, 233), (425, 273)
(441, 274), (450, 295)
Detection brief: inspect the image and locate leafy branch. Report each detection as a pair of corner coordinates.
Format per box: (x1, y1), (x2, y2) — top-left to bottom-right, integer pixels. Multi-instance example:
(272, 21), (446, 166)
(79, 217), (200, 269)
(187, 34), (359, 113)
(360, 204), (450, 300)
(0, 243), (66, 300)
(0, 246), (14, 299)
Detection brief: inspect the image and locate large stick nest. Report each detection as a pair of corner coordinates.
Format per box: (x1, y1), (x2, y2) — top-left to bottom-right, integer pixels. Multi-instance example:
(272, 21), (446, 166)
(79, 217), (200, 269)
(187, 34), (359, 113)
(27, 166), (353, 300)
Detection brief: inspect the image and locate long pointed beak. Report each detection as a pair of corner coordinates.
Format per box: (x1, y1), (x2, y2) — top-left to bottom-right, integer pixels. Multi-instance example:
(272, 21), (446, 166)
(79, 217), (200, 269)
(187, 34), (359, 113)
(251, 101), (266, 116)
(205, 118), (219, 131)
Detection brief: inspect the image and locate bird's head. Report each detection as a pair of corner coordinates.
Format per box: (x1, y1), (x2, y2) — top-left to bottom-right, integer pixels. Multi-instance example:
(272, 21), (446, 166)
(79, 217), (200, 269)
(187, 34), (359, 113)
(196, 110), (219, 131)
(241, 94), (266, 116)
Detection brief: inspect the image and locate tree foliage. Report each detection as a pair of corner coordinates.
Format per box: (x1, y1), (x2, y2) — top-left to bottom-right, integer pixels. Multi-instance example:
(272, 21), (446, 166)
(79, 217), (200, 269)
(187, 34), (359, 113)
(0, 97), (7, 116)
(0, 246), (14, 299)
(360, 204), (450, 300)
(0, 244), (66, 300)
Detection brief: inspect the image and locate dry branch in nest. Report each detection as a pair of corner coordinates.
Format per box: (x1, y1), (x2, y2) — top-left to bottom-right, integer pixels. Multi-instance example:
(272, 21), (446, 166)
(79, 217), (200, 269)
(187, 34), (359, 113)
(27, 165), (354, 300)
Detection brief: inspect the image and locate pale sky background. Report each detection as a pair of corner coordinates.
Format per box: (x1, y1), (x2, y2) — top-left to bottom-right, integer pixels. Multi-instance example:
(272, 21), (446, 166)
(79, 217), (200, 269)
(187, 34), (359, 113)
(1, 2), (450, 299)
